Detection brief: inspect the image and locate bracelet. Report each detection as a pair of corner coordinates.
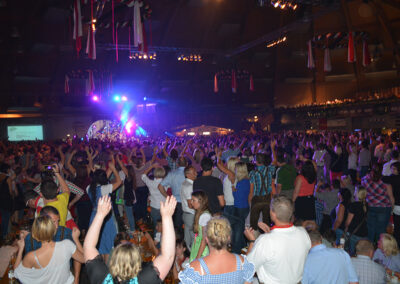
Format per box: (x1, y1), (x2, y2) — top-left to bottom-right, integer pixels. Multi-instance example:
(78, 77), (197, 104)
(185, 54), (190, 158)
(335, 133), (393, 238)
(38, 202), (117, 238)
(248, 240), (255, 243)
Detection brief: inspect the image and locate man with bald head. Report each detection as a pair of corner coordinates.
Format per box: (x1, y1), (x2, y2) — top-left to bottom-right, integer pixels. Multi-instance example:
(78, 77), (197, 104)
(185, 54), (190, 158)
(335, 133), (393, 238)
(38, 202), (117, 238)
(351, 239), (386, 284)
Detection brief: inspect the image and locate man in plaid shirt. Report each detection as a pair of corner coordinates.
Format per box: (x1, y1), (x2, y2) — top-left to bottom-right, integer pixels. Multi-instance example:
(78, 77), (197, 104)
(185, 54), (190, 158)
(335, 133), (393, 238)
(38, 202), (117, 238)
(351, 239), (386, 284)
(361, 163), (394, 243)
(249, 152), (276, 230)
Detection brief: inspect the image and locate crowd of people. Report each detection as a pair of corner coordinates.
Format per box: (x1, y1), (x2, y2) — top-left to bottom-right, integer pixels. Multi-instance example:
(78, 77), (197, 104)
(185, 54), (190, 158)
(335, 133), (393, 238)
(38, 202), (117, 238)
(0, 130), (400, 283)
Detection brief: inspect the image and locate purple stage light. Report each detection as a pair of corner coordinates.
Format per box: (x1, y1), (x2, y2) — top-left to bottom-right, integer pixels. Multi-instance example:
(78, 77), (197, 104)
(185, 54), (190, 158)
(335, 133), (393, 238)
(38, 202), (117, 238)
(92, 95), (99, 101)
(121, 96), (128, 101)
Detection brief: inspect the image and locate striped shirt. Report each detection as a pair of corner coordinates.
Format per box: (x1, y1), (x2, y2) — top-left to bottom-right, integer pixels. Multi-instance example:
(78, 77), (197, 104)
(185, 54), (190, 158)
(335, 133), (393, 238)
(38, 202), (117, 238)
(33, 179), (84, 197)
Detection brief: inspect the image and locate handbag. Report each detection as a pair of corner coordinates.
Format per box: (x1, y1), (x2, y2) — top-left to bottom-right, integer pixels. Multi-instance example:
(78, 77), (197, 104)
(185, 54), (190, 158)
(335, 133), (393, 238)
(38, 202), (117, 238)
(343, 214), (367, 252)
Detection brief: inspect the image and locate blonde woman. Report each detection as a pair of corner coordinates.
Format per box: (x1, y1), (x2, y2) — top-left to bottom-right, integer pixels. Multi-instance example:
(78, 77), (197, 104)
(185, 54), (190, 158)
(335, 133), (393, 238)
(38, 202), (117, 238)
(14, 215), (84, 284)
(84, 195), (177, 284)
(220, 157), (240, 221)
(373, 233), (400, 273)
(344, 186), (368, 255)
(217, 155), (251, 253)
(179, 217), (255, 284)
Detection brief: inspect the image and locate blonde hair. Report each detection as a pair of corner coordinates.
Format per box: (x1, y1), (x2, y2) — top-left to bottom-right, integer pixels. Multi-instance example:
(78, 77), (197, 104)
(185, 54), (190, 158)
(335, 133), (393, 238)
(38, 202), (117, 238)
(153, 167), (166, 179)
(355, 185), (367, 212)
(226, 157), (239, 173)
(109, 243), (142, 281)
(235, 162), (248, 182)
(381, 233), (399, 256)
(206, 217), (231, 250)
(32, 215), (56, 242)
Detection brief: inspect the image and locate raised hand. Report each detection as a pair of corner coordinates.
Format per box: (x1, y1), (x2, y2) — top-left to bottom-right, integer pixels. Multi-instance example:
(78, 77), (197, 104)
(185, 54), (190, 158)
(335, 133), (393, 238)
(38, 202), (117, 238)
(97, 195), (112, 218)
(160, 196), (177, 218)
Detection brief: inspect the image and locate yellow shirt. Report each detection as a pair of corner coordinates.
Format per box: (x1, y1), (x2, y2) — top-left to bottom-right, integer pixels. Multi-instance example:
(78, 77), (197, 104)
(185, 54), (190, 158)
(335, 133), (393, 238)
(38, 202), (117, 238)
(46, 192), (70, 227)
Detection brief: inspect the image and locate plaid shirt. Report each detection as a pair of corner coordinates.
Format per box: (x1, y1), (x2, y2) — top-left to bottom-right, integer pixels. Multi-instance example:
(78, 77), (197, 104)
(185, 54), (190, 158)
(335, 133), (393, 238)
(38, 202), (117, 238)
(33, 179), (84, 196)
(361, 175), (391, 208)
(351, 255), (386, 284)
(249, 165), (276, 196)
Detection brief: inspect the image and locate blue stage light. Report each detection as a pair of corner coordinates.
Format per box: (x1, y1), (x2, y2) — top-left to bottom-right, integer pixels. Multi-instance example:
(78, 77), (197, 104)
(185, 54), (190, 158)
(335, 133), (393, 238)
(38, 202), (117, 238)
(113, 95), (121, 102)
(143, 96), (147, 101)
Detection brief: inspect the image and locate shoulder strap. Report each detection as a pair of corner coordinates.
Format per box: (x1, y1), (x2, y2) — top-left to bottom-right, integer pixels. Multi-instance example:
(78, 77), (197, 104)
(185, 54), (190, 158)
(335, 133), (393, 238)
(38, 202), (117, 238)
(30, 234), (34, 250)
(235, 254), (242, 270)
(60, 226), (65, 241)
(198, 258), (210, 275)
(255, 169), (267, 194)
(33, 251), (43, 268)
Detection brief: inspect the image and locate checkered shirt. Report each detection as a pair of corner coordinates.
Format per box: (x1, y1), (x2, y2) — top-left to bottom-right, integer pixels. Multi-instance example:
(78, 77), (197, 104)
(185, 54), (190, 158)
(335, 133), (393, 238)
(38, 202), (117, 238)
(351, 255), (386, 284)
(249, 165), (276, 196)
(361, 175), (391, 208)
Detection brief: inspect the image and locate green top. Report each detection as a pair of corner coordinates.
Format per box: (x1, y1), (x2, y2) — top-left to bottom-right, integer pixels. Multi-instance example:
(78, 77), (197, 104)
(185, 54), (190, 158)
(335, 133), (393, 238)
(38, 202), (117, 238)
(276, 164), (297, 191)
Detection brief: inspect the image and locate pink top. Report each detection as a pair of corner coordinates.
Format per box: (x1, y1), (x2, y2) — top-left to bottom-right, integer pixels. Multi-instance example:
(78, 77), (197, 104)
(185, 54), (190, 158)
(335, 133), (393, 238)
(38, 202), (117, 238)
(297, 175), (315, 197)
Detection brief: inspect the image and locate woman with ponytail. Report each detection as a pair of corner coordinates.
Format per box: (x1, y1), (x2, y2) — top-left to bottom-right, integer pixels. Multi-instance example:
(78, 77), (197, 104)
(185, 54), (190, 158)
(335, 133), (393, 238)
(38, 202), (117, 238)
(87, 156), (122, 262)
(344, 186), (368, 254)
(179, 217), (255, 284)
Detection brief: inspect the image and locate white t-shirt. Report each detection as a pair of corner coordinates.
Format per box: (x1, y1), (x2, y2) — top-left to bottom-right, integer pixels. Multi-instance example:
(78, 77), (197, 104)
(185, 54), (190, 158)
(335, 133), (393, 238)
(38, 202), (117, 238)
(223, 175), (234, 206)
(15, 240), (76, 284)
(180, 179), (195, 214)
(141, 174), (165, 210)
(86, 184), (113, 196)
(348, 153), (357, 170)
(247, 225), (311, 284)
(199, 212), (212, 227)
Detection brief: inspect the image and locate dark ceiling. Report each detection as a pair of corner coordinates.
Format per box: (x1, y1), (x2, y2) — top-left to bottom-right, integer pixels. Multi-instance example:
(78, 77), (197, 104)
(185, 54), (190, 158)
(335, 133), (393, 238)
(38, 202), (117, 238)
(0, 0), (399, 112)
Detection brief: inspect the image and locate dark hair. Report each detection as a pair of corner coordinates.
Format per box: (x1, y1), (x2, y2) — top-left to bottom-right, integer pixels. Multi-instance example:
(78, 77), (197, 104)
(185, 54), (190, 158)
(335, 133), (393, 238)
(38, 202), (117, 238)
(40, 205), (60, 217)
(170, 149), (179, 160)
(301, 161), (316, 184)
(361, 140), (368, 149)
(370, 163), (382, 182)
(89, 169), (109, 204)
(276, 148), (285, 164)
(24, 190), (39, 205)
(339, 187), (352, 206)
(40, 180), (58, 199)
(392, 150), (399, 160)
(184, 165), (195, 177)
(255, 153), (266, 165)
(176, 239), (190, 258)
(392, 162), (400, 175)
(114, 232), (130, 247)
(332, 179), (341, 189)
(201, 157), (213, 172)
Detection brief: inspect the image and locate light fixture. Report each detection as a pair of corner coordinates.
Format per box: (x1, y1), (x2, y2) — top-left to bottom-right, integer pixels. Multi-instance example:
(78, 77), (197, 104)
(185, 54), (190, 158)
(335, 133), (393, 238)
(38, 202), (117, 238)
(92, 95), (99, 102)
(177, 54), (202, 62)
(187, 132), (195, 136)
(121, 96), (128, 101)
(267, 36), (287, 48)
(270, 0), (298, 10)
(129, 52), (157, 61)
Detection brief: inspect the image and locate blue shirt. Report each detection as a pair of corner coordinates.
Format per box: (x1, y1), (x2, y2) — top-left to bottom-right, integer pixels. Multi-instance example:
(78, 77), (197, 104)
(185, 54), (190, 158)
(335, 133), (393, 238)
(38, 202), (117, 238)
(373, 248), (400, 272)
(24, 226), (73, 253)
(160, 167), (185, 203)
(302, 244), (358, 284)
(233, 179), (250, 208)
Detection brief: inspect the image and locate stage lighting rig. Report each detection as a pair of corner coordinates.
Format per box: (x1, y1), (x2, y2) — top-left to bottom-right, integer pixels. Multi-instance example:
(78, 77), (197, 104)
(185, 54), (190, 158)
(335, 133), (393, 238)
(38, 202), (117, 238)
(177, 54), (203, 62)
(270, 0), (298, 10)
(129, 52), (157, 60)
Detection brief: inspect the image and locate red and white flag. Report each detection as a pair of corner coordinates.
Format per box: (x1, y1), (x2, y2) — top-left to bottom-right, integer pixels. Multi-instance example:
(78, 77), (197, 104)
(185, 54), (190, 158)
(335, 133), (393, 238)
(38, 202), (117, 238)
(231, 70), (237, 93)
(307, 40), (315, 69)
(86, 70), (95, 96)
(214, 74), (218, 93)
(249, 75), (255, 91)
(73, 0), (83, 56)
(64, 75), (70, 94)
(348, 32), (355, 63)
(362, 40), (371, 67)
(86, 27), (96, 60)
(324, 48), (332, 72)
(133, 1), (144, 47)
